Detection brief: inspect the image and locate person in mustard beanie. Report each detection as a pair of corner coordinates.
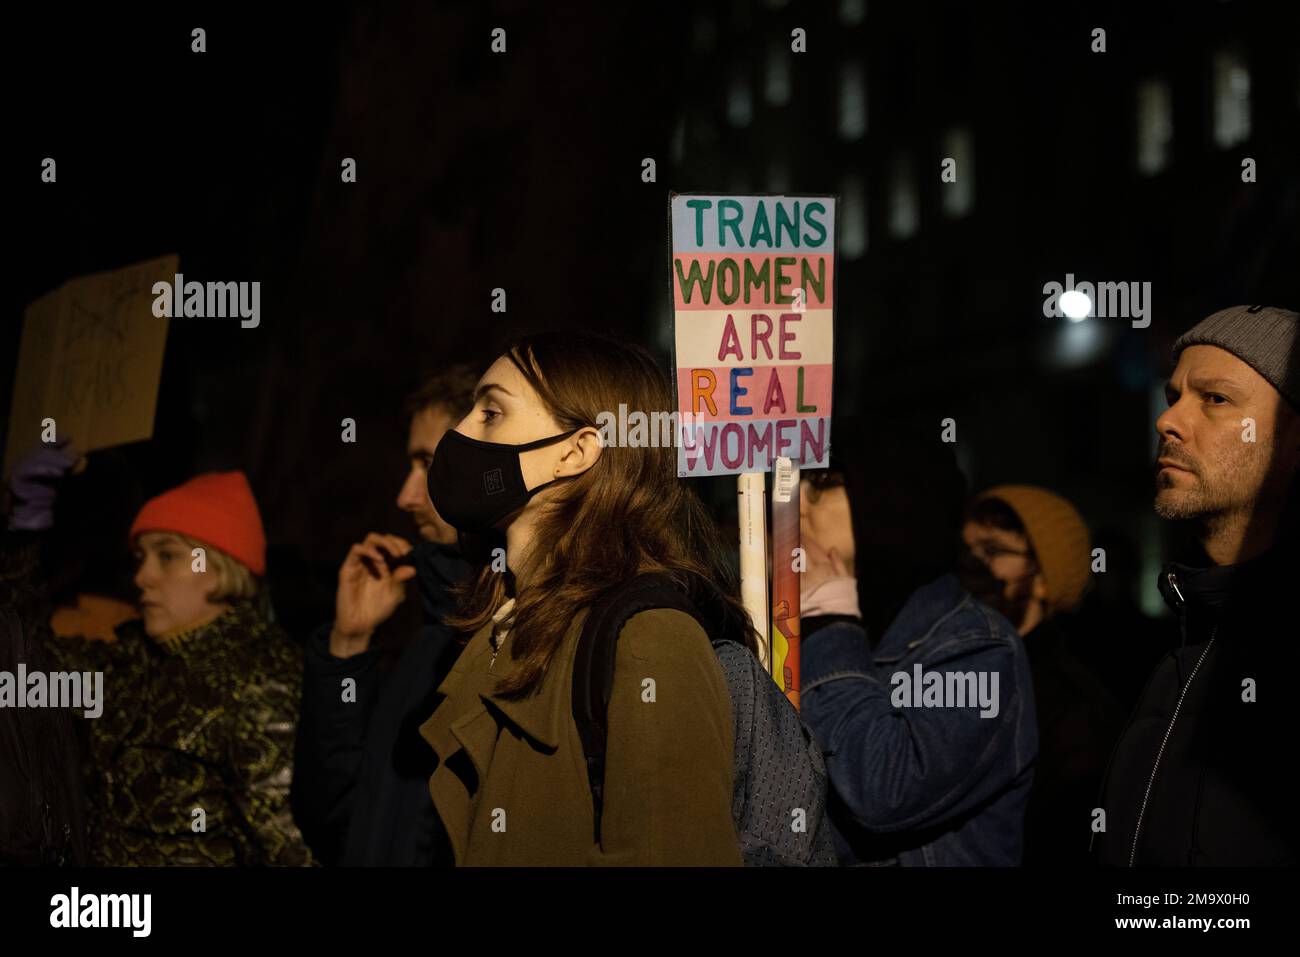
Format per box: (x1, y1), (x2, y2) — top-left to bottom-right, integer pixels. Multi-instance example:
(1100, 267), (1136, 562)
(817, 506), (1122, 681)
(962, 484), (1092, 633)
(961, 485), (1123, 866)
(2, 457), (312, 866)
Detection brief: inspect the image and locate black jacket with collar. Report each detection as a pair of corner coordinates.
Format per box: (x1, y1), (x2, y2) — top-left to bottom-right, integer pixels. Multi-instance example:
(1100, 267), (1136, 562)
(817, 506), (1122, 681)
(1095, 539), (1300, 866)
(291, 540), (471, 866)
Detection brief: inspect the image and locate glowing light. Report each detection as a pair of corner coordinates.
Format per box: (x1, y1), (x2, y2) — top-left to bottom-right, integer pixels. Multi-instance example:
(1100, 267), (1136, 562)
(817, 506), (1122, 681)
(1061, 290), (1091, 320)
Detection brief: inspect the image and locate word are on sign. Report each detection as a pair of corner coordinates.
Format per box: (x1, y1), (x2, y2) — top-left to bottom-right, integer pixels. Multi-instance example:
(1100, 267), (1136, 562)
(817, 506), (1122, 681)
(669, 193), (836, 477)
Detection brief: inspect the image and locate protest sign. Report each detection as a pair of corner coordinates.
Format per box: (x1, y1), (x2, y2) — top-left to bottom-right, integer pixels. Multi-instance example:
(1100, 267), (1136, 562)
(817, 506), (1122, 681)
(669, 194), (835, 478)
(4, 255), (176, 474)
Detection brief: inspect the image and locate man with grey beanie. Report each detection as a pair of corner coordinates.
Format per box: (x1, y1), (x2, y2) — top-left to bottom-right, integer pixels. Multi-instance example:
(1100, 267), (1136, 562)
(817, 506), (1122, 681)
(1096, 305), (1300, 866)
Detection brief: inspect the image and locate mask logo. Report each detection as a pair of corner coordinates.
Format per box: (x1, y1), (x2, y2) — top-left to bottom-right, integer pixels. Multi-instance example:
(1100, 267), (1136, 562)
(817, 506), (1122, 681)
(484, 468), (505, 495)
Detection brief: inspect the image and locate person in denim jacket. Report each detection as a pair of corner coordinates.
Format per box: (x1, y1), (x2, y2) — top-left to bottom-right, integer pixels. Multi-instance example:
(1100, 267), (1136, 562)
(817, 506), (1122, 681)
(797, 421), (1038, 866)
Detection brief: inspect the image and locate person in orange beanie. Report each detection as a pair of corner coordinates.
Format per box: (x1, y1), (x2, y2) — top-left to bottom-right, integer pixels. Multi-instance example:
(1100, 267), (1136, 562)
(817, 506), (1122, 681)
(128, 471), (268, 641)
(2, 458), (312, 866)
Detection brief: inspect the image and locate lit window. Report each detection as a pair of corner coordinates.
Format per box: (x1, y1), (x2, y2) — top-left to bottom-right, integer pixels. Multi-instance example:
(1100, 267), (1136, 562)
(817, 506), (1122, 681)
(728, 67), (753, 127)
(841, 174), (867, 258)
(765, 38), (791, 106)
(840, 0), (867, 26)
(888, 155), (918, 239)
(1212, 49), (1251, 148)
(941, 128), (975, 217)
(1136, 79), (1173, 175)
(838, 62), (867, 141)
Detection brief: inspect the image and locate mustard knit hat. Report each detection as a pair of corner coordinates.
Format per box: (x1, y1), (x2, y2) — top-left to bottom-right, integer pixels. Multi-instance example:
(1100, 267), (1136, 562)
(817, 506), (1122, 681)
(975, 485), (1091, 613)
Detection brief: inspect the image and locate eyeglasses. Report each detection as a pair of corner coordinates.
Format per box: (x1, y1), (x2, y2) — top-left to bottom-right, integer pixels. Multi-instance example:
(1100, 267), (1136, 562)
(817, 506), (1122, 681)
(968, 540), (1034, 563)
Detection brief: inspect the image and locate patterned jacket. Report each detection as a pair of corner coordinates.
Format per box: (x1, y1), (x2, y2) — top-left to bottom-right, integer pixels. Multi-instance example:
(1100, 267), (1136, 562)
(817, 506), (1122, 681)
(2, 533), (312, 866)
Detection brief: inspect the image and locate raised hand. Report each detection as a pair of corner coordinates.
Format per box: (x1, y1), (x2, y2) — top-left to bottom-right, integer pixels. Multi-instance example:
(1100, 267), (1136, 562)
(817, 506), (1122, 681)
(328, 533), (417, 658)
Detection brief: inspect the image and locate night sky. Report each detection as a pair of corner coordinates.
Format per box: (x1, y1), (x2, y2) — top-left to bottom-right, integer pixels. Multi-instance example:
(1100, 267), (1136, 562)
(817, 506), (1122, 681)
(6, 1), (1298, 625)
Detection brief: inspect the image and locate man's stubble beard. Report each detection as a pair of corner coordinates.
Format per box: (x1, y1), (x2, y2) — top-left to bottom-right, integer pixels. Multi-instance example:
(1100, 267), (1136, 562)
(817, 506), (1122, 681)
(1154, 474), (1209, 520)
(1153, 450), (1261, 526)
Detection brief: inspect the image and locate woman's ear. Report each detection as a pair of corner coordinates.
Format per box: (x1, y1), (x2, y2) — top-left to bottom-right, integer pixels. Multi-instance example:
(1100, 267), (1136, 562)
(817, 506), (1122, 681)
(555, 425), (603, 478)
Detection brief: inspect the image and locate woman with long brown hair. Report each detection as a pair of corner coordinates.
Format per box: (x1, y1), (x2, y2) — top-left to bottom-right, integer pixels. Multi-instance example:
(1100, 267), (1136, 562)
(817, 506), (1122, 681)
(414, 331), (757, 865)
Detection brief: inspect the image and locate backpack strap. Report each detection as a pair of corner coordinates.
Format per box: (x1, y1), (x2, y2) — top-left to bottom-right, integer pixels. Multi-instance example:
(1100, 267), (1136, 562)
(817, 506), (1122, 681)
(571, 572), (703, 844)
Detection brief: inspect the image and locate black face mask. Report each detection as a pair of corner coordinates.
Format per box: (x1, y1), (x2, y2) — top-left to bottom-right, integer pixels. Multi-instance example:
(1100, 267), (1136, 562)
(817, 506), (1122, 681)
(427, 427), (579, 534)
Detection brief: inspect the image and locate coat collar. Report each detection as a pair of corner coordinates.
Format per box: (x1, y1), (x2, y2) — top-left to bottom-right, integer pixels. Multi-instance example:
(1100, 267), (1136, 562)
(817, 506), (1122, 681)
(479, 607), (587, 751)
(146, 601), (252, 656)
(1158, 539), (1299, 645)
(416, 602), (589, 865)
(1159, 540), (1295, 617)
(433, 603), (589, 753)
(874, 572), (967, 657)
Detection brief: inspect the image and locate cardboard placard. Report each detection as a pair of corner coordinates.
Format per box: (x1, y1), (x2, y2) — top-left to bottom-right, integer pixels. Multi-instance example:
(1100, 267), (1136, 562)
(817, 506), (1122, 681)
(4, 255), (176, 475)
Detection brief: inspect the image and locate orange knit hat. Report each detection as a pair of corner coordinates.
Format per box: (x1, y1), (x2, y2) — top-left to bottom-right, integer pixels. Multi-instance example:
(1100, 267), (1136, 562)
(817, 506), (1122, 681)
(974, 484), (1091, 614)
(129, 471), (267, 576)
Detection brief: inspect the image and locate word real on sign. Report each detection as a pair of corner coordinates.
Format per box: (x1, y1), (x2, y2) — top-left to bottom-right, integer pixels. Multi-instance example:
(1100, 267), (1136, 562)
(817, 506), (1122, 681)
(670, 193), (835, 477)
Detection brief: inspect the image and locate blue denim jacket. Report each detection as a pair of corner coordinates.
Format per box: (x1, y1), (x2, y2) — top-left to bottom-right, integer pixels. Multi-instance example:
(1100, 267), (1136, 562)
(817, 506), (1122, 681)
(802, 573), (1037, 866)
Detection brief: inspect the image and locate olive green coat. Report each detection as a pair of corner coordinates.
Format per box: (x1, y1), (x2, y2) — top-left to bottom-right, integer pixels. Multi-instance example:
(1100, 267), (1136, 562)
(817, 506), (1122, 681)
(418, 605), (742, 866)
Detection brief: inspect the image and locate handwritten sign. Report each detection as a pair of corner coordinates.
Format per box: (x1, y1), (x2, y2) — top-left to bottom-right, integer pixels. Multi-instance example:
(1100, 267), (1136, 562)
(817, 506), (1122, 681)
(4, 255), (176, 475)
(670, 194), (835, 477)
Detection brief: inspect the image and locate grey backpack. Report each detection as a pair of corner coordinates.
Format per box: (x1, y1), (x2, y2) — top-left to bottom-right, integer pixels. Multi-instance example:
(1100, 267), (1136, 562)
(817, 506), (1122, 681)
(571, 573), (837, 866)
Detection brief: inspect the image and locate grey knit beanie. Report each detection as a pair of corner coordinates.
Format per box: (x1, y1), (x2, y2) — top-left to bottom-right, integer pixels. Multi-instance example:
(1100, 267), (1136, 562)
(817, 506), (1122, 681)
(1173, 305), (1300, 412)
